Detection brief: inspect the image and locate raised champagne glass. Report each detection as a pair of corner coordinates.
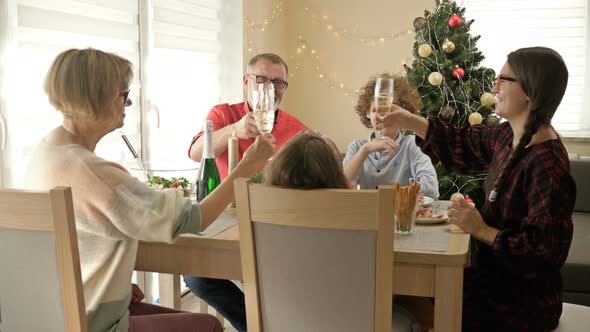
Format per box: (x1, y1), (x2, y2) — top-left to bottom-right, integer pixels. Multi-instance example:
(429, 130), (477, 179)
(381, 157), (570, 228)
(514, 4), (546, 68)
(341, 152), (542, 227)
(374, 78), (394, 139)
(253, 83), (275, 134)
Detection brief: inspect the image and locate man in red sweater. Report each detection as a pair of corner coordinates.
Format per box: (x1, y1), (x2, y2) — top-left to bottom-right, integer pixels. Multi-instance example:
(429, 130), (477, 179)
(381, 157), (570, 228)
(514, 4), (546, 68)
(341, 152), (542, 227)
(185, 53), (307, 332)
(188, 53), (307, 180)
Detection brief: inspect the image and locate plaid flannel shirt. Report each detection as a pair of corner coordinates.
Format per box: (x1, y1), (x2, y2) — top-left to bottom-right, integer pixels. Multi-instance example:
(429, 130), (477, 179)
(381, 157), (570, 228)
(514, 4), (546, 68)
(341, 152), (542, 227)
(419, 117), (575, 331)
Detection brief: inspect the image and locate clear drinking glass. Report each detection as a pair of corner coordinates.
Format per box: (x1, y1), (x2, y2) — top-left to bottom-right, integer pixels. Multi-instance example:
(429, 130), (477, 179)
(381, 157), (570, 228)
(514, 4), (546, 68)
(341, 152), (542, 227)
(394, 195), (419, 234)
(374, 78), (394, 139)
(252, 83), (275, 134)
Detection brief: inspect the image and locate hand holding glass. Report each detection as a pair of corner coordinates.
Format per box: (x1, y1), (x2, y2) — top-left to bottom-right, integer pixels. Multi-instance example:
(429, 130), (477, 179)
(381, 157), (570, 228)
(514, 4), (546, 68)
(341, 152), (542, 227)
(374, 78), (394, 138)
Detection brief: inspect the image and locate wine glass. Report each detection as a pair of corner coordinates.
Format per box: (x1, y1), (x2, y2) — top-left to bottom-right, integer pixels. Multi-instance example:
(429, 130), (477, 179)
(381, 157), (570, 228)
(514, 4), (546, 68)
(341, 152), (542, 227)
(374, 78), (394, 139)
(253, 83), (275, 134)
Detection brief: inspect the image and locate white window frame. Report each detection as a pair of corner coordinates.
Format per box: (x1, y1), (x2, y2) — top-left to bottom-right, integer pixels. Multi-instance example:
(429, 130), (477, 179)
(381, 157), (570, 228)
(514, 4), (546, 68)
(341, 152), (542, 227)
(462, 0), (589, 136)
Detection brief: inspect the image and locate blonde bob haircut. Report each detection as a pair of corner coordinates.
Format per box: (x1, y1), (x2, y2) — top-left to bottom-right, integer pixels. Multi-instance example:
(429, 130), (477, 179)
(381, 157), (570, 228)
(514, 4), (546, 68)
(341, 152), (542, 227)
(44, 48), (133, 119)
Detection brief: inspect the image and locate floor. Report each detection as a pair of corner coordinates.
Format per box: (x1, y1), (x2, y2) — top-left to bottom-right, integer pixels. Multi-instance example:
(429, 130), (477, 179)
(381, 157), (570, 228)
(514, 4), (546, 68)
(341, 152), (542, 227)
(180, 291), (435, 332)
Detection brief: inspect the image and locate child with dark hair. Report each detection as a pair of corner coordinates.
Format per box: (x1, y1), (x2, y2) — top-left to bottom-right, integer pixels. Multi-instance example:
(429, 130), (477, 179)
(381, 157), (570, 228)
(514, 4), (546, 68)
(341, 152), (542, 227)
(264, 129), (422, 332)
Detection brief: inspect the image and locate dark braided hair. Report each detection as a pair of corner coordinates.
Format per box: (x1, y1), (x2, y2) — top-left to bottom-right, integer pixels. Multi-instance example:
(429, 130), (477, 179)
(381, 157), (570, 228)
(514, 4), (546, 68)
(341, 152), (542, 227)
(488, 47), (568, 202)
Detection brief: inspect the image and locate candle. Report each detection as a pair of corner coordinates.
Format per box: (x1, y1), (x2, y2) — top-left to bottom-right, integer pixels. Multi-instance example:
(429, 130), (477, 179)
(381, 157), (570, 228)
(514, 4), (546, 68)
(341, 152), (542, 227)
(356, 184), (361, 190)
(228, 131), (238, 173)
(228, 132), (238, 207)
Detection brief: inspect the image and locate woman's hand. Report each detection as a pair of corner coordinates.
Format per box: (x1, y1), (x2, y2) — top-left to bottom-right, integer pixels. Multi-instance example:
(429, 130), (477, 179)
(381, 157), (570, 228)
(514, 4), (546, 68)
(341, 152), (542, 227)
(241, 133), (276, 171)
(383, 104), (429, 138)
(131, 283), (144, 304)
(447, 199), (499, 245)
(363, 136), (398, 155)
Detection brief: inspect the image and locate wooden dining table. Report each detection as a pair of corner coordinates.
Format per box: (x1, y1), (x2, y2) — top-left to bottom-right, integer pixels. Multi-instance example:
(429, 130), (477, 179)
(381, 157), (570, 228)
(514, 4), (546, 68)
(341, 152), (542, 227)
(135, 209), (470, 332)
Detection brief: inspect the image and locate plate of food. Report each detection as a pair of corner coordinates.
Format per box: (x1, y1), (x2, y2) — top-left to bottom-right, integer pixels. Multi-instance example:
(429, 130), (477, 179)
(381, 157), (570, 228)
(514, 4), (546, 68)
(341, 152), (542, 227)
(417, 193), (435, 206)
(416, 200), (450, 224)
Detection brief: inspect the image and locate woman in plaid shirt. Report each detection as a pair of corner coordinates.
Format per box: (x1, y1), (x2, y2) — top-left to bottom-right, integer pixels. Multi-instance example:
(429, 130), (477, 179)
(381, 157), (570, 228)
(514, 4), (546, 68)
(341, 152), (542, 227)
(384, 47), (575, 331)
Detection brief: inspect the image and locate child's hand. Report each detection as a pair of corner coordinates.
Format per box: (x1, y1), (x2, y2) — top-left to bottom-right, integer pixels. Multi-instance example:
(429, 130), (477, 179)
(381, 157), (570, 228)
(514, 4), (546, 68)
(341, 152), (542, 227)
(364, 136), (398, 155)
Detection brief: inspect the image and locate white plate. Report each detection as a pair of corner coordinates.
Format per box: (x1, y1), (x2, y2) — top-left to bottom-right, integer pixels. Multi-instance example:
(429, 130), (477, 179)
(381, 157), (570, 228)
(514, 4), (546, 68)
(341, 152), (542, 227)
(419, 195), (435, 206)
(416, 211), (448, 224)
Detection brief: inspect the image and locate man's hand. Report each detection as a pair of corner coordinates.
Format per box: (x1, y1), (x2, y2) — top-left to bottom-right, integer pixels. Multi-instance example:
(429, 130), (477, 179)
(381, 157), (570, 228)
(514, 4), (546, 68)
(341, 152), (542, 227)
(233, 112), (260, 139)
(241, 133), (276, 171)
(131, 283), (144, 304)
(363, 136), (398, 156)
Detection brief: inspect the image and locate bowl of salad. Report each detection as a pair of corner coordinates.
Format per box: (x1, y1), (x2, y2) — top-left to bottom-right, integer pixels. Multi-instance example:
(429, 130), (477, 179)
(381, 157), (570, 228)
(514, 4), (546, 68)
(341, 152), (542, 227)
(126, 161), (199, 198)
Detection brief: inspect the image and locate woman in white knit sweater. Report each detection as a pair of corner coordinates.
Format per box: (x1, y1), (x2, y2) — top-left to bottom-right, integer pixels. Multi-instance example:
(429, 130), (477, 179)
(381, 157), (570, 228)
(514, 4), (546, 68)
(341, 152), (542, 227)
(27, 48), (275, 332)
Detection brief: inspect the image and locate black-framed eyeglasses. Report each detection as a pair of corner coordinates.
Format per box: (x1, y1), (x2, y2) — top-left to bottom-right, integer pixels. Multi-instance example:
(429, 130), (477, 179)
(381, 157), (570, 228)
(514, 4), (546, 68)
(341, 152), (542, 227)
(119, 90), (131, 105)
(247, 73), (288, 89)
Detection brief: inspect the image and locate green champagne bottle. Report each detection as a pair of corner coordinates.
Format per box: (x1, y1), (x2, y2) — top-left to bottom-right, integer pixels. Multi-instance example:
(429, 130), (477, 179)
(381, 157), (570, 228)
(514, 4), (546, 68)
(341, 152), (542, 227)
(196, 120), (221, 201)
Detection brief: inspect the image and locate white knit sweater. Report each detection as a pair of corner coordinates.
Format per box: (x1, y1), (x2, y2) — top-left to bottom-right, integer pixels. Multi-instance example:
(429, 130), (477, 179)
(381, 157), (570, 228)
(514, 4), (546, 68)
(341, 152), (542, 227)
(27, 141), (201, 332)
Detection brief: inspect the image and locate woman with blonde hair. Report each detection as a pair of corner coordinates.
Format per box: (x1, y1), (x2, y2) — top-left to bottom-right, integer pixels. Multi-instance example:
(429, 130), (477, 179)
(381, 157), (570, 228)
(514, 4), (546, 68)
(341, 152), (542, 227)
(343, 73), (439, 199)
(384, 47), (575, 331)
(27, 48), (275, 332)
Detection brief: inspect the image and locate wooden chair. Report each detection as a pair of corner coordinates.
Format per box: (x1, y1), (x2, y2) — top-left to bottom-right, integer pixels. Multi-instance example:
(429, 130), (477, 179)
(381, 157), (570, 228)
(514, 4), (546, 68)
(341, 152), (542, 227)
(0, 187), (87, 332)
(235, 179), (395, 332)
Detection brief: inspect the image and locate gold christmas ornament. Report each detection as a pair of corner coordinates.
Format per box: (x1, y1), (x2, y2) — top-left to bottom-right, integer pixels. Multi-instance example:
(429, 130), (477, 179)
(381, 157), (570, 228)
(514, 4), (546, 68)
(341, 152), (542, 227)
(450, 192), (465, 202)
(413, 17), (426, 30)
(480, 92), (495, 106)
(468, 112), (483, 125)
(440, 105), (456, 119)
(442, 39), (455, 53)
(418, 44), (432, 57)
(428, 71), (443, 86)
(484, 115), (500, 127)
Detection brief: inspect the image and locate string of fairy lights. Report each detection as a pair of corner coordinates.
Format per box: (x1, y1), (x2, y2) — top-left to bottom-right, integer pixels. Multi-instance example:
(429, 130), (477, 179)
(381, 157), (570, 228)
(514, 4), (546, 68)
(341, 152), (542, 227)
(244, 1), (284, 32)
(301, 5), (414, 46)
(245, 1), (415, 97)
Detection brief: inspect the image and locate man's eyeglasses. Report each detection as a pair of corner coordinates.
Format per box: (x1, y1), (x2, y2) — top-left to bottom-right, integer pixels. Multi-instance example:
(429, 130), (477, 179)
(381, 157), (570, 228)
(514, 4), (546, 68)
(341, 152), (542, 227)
(119, 90), (131, 105)
(247, 73), (288, 89)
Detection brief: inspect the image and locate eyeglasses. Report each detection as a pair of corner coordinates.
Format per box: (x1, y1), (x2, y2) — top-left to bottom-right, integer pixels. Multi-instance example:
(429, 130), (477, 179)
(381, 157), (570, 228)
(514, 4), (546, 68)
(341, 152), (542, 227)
(119, 90), (131, 105)
(247, 73), (288, 89)
(495, 75), (517, 90)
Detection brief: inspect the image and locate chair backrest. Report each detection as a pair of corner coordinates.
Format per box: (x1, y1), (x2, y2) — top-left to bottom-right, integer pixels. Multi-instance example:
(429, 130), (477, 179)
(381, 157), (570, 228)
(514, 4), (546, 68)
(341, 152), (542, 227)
(235, 179), (394, 332)
(0, 187), (87, 332)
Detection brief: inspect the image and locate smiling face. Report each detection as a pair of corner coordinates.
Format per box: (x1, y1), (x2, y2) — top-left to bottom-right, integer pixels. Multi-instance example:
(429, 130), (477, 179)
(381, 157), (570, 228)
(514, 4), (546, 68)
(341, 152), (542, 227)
(493, 62), (530, 122)
(244, 58), (288, 111)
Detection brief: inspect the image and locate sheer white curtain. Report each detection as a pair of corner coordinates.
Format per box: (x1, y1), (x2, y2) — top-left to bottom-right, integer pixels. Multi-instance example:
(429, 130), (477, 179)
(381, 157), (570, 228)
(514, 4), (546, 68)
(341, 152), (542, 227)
(462, 0), (589, 132)
(0, 0), (243, 189)
(0, 0), (140, 188)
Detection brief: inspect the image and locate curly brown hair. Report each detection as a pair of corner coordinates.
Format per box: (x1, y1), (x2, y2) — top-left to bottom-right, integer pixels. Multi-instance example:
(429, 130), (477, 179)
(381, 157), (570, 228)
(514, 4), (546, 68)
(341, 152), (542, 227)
(263, 130), (349, 190)
(354, 73), (421, 128)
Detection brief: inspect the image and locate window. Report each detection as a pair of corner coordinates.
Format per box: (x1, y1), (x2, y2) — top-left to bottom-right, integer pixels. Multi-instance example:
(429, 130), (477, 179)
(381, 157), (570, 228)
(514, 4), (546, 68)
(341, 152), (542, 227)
(0, 0), (242, 188)
(463, 0), (589, 132)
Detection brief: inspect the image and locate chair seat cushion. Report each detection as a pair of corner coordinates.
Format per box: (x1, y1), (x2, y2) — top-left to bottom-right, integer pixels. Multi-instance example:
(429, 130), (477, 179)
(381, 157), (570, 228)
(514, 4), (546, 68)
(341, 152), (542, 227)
(562, 213), (590, 293)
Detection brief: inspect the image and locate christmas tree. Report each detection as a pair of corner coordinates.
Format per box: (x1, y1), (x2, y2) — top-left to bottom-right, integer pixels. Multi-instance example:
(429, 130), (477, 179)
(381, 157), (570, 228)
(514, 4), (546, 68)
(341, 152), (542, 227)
(405, 0), (498, 207)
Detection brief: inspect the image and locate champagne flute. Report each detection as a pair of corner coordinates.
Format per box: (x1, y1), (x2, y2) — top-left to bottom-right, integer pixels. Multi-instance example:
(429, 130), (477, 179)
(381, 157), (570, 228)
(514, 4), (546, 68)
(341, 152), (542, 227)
(253, 83), (275, 134)
(374, 78), (394, 139)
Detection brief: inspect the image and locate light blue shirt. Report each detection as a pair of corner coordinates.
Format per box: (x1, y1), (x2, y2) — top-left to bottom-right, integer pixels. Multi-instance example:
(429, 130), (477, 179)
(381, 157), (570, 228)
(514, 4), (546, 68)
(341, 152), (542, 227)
(343, 134), (439, 199)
